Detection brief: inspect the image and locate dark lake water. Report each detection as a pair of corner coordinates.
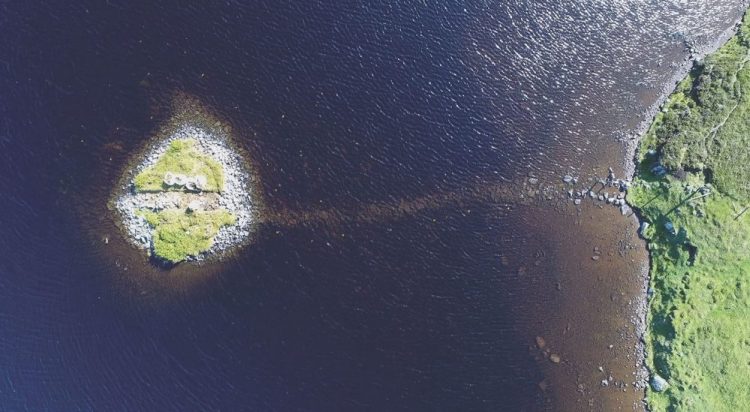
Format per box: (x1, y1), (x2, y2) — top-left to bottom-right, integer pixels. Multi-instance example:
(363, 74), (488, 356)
(0, 1), (746, 410)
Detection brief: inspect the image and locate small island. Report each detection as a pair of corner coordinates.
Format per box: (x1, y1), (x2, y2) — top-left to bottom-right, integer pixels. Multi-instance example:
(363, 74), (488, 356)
(114, 113), (255, 264)
(628, 10), (750, 411)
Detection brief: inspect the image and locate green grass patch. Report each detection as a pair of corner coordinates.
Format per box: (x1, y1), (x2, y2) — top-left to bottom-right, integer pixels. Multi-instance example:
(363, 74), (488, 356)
(139, 209), (236, 263)
(134, 139), (224, 192)
(630, 10), (750, 411)
(638, 12), (750, 198)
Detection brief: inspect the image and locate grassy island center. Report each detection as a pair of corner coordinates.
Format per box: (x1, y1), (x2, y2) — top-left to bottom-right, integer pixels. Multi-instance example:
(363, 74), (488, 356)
(132, 138), (236, 263)
(139, 209), (236, 263)
(134, 139), (224, 192)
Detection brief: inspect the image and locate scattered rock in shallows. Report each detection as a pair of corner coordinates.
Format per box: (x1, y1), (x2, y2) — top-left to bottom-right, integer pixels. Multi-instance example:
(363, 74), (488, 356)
(535, 336), (546, 349)
(549, 354), (561, 364)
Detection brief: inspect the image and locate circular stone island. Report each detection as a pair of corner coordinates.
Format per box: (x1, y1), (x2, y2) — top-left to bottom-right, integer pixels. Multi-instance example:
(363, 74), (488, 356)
(114, 123), (256, 265)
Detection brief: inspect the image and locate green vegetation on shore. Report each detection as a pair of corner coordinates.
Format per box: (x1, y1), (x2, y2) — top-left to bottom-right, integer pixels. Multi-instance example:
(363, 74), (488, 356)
(629, 12), (750, 411)
(139, 209), (236, 263)
(134, 139), (224, 192)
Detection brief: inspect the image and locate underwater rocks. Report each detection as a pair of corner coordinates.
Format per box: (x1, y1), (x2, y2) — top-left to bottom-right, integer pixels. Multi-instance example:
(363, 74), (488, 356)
(561, 168), (633, 213)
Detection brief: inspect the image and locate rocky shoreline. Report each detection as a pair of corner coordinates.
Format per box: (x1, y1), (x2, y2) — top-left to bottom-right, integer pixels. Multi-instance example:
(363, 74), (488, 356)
(115, 124), (257, 263)
(622, 2), (750, 179)
(621, 4), (750, 406)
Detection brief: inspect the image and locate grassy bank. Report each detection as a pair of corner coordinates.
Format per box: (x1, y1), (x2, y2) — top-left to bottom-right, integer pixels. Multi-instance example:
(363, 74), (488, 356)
(140, 209), (236, 263)
(134, 139), (224, 192)
(628, 11), (750, 411)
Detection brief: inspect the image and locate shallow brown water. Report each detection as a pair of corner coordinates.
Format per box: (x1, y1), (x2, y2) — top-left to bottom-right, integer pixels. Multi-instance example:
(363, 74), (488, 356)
(520, 203), (649, 410)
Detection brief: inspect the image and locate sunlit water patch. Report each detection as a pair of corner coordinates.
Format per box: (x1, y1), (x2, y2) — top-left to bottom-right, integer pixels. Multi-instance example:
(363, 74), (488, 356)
(466, 0), (748, 178)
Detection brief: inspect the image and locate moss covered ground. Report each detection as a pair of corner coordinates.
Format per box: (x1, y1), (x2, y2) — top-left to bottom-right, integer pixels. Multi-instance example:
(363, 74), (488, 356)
(628, 11), (750, 411)
(132, 138), (235, 263)
(140, 209), (236, 263)
(134, 139), (224, 192)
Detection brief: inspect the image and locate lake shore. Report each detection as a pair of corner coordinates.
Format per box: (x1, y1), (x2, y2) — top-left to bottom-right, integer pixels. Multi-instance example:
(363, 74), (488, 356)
(623, 2), (750, 179)
(627, 6), (750, 410)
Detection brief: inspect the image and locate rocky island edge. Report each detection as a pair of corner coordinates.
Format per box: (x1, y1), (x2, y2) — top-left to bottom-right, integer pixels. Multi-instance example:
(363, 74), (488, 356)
(112, 100), (257, 265)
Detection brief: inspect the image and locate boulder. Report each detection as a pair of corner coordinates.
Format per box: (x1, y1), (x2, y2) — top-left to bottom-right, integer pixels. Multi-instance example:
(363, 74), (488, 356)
(651, 165), (667, 177)
(164, 172), (176, 186)
(195, 175), (208, 190)
(535, 336), (546, 349)
(639, 222), (650, 237)
(172, 173), (187, 186)
(186, 200), (202, 213)
(664, 221), (676, 235)
(651, 374), (669, 392)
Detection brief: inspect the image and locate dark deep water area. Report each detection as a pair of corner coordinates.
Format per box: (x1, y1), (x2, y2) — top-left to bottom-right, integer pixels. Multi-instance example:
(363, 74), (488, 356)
(0, 1), (747, 410)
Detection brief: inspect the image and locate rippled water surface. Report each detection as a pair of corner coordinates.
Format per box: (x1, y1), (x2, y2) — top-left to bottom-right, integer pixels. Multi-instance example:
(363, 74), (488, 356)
(0, 1), (746, 410)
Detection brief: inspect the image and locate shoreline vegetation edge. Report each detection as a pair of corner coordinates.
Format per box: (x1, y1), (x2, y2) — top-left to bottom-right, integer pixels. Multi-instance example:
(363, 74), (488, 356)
(628, 5), (750, 411)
